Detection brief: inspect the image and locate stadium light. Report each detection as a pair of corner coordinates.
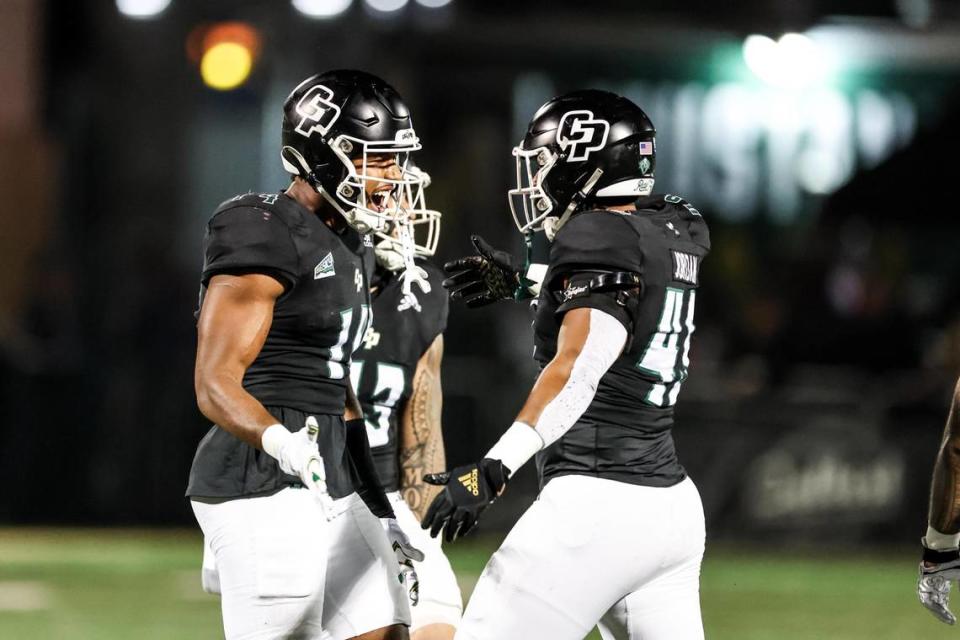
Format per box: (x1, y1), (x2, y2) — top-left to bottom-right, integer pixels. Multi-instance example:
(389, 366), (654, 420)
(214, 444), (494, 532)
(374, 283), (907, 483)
(192, 22), (261, 91)
(292, 0), (353, 19)
(201, 43), (253, 91)
(742, 32), (832, 90)
(414, 0), (453, 7)
(116, 0), (172, 19)
(365, 0), (409, 13)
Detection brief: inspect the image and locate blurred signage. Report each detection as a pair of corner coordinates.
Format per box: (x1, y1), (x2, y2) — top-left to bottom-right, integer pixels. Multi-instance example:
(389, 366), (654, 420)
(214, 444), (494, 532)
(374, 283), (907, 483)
(744, 445), (905, 525)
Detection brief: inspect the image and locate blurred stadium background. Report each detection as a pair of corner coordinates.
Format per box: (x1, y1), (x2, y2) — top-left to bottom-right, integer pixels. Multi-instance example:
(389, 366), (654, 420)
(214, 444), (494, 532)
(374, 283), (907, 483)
(2, 0), (960, 637)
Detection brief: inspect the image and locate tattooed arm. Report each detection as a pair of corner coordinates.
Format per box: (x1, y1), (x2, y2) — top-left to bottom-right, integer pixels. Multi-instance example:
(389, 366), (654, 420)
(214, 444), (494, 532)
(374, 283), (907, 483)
(399, 334), (446, 520)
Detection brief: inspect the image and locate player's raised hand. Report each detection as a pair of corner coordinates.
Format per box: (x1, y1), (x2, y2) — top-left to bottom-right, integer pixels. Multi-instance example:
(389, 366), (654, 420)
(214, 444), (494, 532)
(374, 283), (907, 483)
(421, 459), (509, 542)
(382, 517), (425, 606)
(442, 235), (524, 307)
(261, 417), (334, 518)
(919, 542), (960, 624)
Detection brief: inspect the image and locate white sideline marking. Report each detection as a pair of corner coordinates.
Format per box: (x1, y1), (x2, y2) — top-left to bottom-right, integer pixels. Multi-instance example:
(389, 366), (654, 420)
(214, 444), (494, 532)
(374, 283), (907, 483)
(0, 581), (52, 611)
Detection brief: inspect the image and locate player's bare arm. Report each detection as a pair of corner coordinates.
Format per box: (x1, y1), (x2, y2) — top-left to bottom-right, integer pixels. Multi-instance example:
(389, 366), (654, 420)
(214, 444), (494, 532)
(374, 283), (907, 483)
(928, 377), (960, 535)
(345, 374), (364, 422)
(194, 272), (284, 447)
(194, 271), (329, 500)
(399, 334), (446, 520)
(918, 375), (960, 624)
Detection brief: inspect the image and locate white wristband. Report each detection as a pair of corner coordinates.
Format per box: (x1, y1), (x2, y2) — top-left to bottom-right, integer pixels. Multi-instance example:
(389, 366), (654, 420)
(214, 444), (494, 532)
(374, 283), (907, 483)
(926, 525), (960, 550)
(260, 423), (290, 460)
(485, 421), (544, 477)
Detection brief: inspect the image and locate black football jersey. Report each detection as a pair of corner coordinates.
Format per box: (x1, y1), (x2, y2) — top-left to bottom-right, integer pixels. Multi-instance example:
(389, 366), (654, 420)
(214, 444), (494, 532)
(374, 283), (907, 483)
(186, 192), (375, 500)
(532, 194), (710, 489)
(350, 260), (449, 493)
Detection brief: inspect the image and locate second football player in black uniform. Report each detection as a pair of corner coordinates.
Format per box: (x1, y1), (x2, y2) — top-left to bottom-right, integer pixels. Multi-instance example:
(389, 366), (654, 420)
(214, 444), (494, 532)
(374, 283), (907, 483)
(351, 179), (464, 637)
(425, 90), (710, 639)
(187, 70), (425, 640)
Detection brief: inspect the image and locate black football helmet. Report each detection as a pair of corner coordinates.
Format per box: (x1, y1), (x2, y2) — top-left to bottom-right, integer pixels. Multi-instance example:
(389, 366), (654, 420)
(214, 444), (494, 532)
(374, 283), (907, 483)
(281, 69), (423, 234)
(508, 89), (656, 239)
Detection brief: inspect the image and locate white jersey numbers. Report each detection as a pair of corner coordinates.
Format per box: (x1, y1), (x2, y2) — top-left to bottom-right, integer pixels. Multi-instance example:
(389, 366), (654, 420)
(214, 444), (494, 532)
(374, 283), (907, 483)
(350, 360), (405, 447)
(636, 287), (696, 407)
(327, 304), (371, 380)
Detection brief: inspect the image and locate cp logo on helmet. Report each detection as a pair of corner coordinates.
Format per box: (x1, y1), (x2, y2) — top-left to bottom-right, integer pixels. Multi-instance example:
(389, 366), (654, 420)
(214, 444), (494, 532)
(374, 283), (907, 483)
(557, 110), (610, 162)
(294, 85), (342, 138)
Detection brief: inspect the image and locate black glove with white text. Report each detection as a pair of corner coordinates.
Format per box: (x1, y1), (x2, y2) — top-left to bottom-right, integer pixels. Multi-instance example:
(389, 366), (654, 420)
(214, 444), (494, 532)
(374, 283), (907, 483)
(421, 458), (510, 542)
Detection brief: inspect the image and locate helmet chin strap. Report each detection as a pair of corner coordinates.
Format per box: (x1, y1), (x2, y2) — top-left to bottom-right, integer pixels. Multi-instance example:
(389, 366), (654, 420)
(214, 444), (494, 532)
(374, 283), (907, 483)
(543, 167), (604, 242)
(374, 221), (430, 312)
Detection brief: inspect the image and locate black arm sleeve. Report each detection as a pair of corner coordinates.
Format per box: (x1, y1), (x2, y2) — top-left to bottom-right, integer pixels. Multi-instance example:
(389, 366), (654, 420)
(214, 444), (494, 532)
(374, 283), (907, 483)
(345, 418), (395, 519)
(555, 271), (640, 334)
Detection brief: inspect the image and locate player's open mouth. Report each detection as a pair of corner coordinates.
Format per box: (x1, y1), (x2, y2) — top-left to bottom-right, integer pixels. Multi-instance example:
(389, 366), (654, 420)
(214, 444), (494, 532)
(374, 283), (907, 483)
(369, 187), (393, 213)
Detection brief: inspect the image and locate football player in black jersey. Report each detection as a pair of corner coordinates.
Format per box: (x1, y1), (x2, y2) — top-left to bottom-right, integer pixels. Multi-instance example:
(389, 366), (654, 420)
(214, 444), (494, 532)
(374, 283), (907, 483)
(350, 168), (463, 639)
(424, 90), (710, 639)
(187, 70), (426, 640)
(917, 377), (960, 623)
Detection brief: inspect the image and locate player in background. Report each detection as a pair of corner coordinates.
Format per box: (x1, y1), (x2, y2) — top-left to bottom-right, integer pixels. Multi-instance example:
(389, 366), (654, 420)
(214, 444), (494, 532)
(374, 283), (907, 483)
(351, 167), (463, 639)
(918, 377), (960, 624)
(187, 70), (424, 640)
(426, 90), (710, 640)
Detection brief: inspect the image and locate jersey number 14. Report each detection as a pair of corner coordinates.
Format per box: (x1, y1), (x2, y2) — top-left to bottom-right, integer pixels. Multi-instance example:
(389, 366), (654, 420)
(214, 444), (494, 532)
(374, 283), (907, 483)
(636, 287), (696, 407)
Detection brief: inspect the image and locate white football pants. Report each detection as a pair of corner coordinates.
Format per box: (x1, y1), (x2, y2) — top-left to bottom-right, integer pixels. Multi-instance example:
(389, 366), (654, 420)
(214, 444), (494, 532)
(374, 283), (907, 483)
(192, 487), (410, 640)
(388, 492), (463, 630)
(456, 475), (705, 640)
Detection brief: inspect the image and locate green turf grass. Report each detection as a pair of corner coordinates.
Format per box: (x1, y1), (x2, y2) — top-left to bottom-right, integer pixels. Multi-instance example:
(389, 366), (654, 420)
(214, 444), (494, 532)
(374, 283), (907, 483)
(0, 528), (951, 639)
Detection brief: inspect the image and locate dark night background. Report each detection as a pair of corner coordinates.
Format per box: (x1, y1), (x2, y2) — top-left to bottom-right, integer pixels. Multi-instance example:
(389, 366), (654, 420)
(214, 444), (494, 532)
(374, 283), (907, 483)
(2, 0), (960, 549)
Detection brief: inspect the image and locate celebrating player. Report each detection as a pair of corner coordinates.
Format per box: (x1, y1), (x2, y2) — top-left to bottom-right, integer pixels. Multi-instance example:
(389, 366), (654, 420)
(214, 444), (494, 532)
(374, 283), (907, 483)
(187, 70), (424, 640)
(918, 377), (960, 624)
(426, 90), (711, 639)
(350, 167), (463, 639)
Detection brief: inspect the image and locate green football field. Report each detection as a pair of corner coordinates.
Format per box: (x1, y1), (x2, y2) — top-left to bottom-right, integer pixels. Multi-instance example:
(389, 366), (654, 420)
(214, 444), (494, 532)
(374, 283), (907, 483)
(0, 528), (952, 639)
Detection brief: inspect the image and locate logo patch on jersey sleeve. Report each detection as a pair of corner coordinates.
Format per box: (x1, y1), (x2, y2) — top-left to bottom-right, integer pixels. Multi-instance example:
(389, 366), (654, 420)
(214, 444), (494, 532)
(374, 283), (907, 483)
(671, 251), (699, 285)
(314, 252), (335, 280)
(561, 282), (590, 302)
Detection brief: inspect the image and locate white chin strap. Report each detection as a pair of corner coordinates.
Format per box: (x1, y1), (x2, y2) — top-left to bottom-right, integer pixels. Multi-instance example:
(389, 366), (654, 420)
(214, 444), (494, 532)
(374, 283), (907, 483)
(375, 221), (431, 312)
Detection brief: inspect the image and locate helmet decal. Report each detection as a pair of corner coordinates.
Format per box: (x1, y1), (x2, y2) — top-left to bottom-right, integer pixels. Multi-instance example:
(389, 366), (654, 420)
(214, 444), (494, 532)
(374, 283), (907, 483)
(557, 110), (610, 162)
(293, 85), (341, 138)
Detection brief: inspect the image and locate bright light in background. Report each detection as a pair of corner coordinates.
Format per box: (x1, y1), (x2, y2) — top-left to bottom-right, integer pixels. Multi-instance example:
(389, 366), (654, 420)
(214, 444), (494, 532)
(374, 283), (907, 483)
(116, 0), (171, 19)
(415, 0), (453, 7)
(742, 33), (832, 90)
(365, 0), (409, 13)
(201, 43), (253, 91)
(292, 0), (353, 18)
(189, 22), (261, 91)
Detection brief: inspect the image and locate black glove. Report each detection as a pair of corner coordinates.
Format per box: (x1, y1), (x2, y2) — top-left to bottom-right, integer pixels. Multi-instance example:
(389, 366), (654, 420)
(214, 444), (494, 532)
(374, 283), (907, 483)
(442, 235), (526, 308)
(421, 458), (510, 542)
